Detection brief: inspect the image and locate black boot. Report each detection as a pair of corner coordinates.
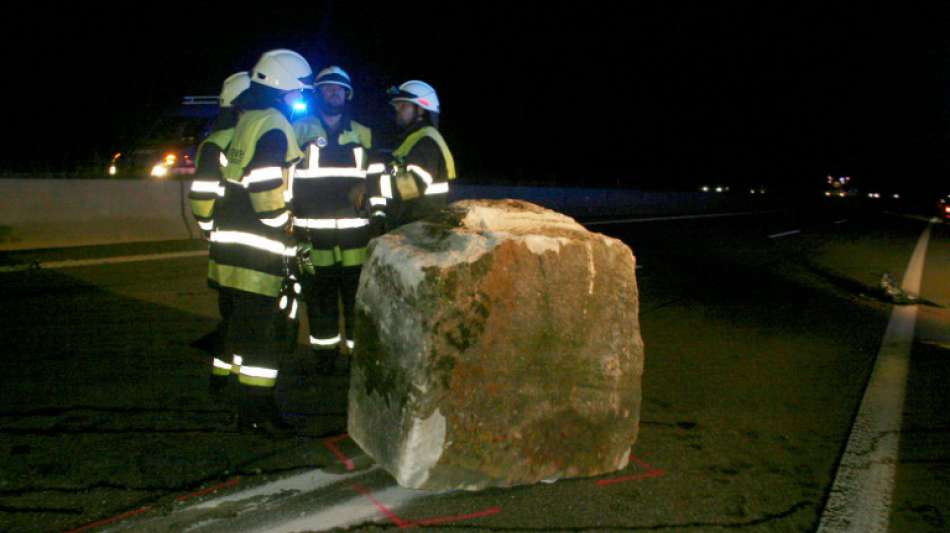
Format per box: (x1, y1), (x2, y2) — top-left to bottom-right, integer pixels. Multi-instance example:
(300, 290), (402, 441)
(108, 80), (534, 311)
(334, 353), (351, 376)
(208, 373), (232, 398)
(237, 386), (295, 437)
(315, 348), (337, 376)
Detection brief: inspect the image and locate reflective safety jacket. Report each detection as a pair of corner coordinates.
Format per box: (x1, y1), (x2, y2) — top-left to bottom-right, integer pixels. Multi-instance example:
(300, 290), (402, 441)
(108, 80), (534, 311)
(291, 116), (373, 267)
(367, 122), (455, 228)
(189, 128), (233, 234)
(208, 108), (303, 297)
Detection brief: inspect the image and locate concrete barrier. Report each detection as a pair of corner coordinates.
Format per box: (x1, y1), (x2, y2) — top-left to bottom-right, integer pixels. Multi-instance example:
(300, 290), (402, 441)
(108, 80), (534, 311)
(0, 178), (776, 251)
(0, 179), (198, 251)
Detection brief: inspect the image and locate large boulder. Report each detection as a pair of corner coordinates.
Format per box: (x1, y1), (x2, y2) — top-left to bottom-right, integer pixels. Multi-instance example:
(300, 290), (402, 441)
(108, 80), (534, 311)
(348, 199), (644, 490)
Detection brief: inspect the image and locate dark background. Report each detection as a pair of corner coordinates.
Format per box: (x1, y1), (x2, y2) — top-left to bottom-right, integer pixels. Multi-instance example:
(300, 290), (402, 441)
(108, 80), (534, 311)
(1, 1), (946, 195)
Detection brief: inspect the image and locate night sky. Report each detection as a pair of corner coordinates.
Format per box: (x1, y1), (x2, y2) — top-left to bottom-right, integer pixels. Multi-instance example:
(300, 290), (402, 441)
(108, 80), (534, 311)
(2, 1), (946, 195)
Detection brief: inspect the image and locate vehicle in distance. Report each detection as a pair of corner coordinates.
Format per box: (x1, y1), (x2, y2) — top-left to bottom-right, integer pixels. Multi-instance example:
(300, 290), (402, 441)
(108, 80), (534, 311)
(108, 96), (218, 179)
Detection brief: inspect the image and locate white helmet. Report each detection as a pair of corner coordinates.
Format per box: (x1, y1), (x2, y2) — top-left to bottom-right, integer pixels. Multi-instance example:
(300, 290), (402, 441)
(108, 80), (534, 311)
(219, 71), (250, 108)
(314, 66), (353, 100)
(251, 49), (313, 92)
(389, 80), (440, 113)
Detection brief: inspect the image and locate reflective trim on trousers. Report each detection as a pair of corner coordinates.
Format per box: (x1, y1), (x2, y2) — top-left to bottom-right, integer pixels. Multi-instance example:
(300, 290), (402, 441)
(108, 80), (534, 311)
(238, 365), (278, 388)
(212, 357), (231, 376)
(230, 354), (243, 375)
(310, 334), (341, 347)
(279, 296), (300, 320)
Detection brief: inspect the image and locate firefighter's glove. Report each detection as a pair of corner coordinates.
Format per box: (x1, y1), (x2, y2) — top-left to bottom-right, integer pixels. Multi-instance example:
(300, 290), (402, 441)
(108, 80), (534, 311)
(369, 214), (386, 237)
(296, 242), (316, 276)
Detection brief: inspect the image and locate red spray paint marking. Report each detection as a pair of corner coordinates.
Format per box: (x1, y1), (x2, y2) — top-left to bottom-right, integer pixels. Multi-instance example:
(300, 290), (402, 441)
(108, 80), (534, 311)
(175, 476), (242, 502)
(351, 483), (502, 529)
(64, 476), (243, 532)
(596, 453), (666, 486)
(63, 506), (151, 533)
(352, 483), (413, 528)
(323, 433), (356, 471)
(414, 506), (504, 526)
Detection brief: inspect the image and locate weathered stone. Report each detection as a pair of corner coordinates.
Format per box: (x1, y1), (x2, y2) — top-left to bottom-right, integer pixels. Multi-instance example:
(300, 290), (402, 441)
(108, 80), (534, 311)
(348, 199), (644, 490)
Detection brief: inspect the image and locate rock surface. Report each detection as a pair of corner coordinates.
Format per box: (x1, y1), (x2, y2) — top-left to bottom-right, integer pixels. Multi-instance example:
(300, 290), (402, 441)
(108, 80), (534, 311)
(348, 199), (644, 490)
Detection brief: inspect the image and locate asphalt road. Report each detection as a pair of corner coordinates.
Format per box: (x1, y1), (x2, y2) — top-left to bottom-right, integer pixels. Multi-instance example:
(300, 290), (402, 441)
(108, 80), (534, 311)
(0, 203), (947, 532)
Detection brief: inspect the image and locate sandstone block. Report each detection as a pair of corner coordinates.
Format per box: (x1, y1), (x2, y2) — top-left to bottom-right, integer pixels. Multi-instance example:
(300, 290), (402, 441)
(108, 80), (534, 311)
(348, 199), (644, 490)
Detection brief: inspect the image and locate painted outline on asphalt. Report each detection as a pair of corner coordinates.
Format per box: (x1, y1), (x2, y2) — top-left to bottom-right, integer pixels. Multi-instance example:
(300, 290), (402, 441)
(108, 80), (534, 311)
(596, 453), (666, 486)
(817, 220), (934, 532)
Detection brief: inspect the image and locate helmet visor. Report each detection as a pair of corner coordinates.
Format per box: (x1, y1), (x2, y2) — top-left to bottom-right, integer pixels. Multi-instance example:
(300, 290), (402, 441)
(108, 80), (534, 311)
(387, 86), (416, 100)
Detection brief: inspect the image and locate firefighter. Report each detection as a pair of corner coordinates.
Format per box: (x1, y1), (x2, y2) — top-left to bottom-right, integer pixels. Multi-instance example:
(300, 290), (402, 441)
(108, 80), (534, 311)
(210, 49), (312, 434)
(188, 71), (250, 397)
(366, 80), (456, 229)
(291, 66), (373, 375)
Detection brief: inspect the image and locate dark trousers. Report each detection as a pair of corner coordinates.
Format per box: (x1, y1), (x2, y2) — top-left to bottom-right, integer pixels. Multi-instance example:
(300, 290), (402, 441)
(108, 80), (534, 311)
(218, 287), (291, 387)
(304, 265), (361, 352)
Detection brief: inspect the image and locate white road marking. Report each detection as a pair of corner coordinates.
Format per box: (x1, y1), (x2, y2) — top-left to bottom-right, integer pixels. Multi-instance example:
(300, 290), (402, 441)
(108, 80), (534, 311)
(818, 221), (934, 533)
(192, 467), (372, 510)
(834, 219), (849, 224)
(0, 250), (208, 272)
(768, 229), (801, 239)
(259, 485), (422, 533)
(583, 210), (785, 226)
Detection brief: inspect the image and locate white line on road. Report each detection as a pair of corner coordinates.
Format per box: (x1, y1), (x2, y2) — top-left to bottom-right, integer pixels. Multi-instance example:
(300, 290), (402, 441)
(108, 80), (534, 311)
(834, 219), (849, 224)
(260, 485), (421, 533)
(193, 467), (373, 510)
(583, 210), (785, 226)
(0, 250), (208, 273)
(818, 221), (934, 533)
(768, 229), (801, 239)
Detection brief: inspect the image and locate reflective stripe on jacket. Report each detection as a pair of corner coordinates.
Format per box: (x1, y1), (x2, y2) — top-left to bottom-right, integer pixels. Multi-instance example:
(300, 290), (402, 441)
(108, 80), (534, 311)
(210, 109), (301, 296)
(292, 116), (374, 267)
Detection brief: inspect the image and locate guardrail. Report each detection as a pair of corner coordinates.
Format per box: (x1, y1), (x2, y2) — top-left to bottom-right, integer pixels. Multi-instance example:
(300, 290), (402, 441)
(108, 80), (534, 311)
(0, 179), (778, 251)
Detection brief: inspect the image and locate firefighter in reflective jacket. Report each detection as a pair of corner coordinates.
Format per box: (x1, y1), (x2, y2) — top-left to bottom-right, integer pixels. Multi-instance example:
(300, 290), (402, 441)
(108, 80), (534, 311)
(189, 71), (250, 398)
(291, 66), (373, 374)
(366, 80), (456, 229)
(209, 49), (312, 434)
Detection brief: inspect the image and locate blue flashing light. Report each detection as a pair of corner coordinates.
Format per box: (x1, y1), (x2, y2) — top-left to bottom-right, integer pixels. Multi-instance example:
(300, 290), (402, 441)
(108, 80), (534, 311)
(292, 101), (307, 112)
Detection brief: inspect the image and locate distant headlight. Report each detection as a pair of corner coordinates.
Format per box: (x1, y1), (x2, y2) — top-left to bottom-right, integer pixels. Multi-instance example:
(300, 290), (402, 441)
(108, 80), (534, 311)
(108, 165), (117, 176)
(151, 164), (169, 177)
